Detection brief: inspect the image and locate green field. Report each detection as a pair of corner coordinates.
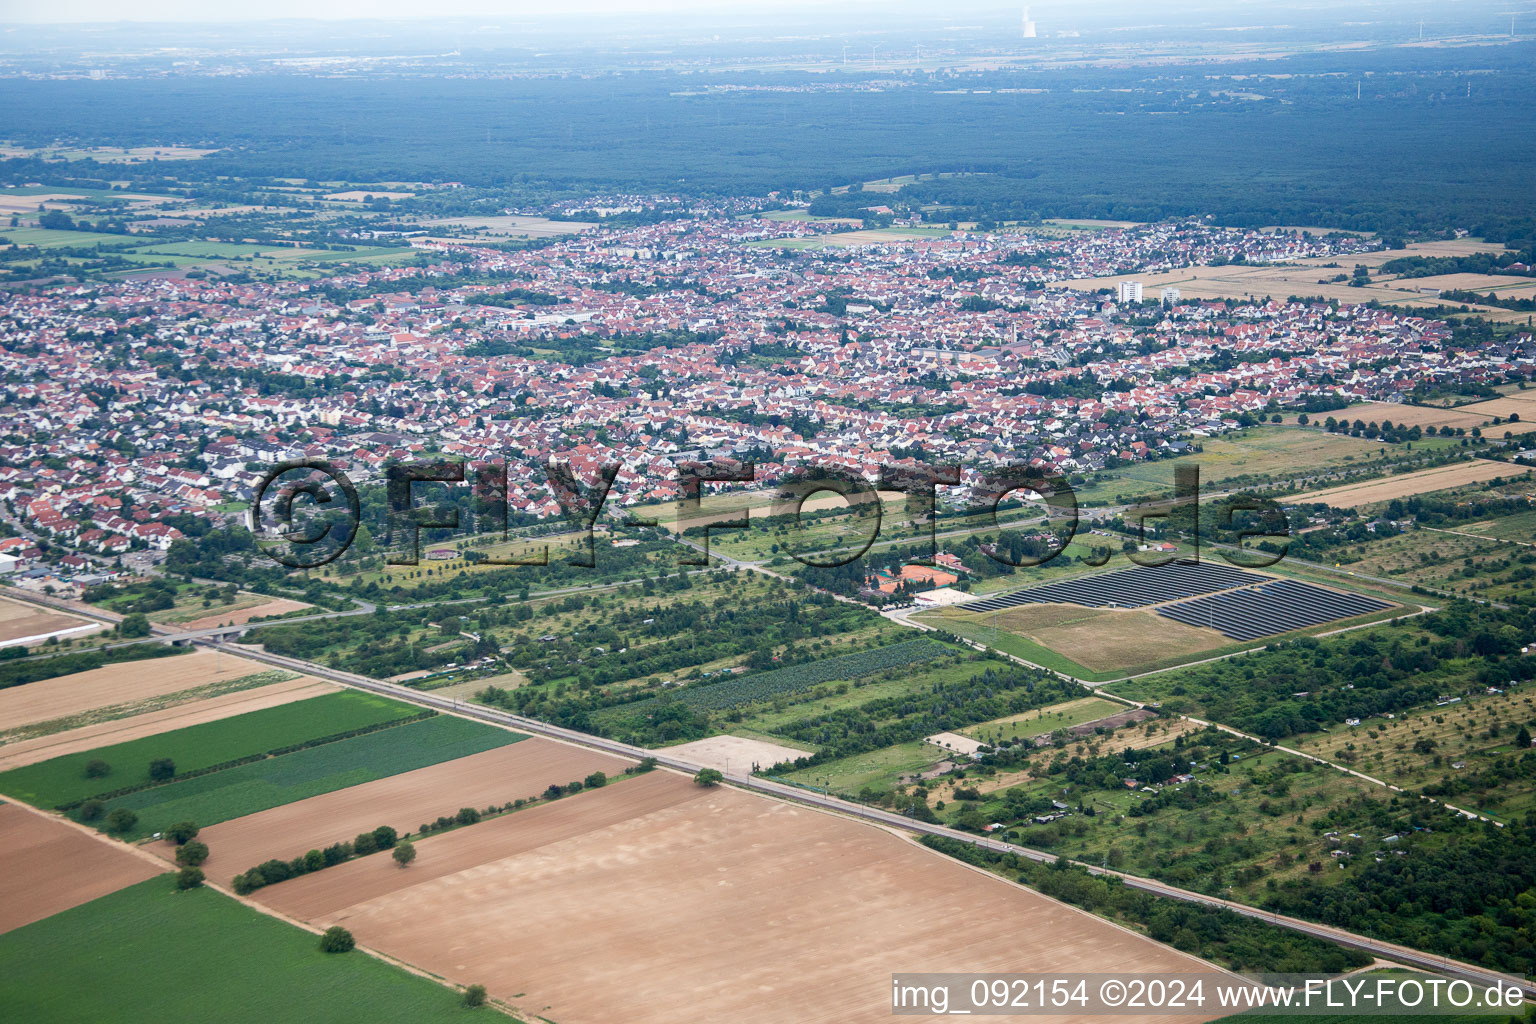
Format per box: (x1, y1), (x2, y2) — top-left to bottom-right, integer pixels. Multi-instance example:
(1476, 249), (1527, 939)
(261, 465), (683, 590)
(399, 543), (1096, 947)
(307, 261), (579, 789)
(0, 691), (417, 808)
(780, 740), (943, 793)
(0, 876), (481, 1023)
(103, 714), (523, 836)
(958, 696), (1125, 743)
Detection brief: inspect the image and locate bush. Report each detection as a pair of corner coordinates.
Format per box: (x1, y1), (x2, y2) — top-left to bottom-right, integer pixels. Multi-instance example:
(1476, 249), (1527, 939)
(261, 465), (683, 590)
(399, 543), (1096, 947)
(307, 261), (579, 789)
(694, 768), (724, 787)
(84, 759), (111, 779)
(584, 771), (607, 788)
(175, 840), (209, 867)
(318, 926), (354, 953)
(392, 841), (416, 868)
(164, 820), (199, 845)
(353, 831), (378, 856)
(105, 808), (138, 833)
(372, 825), (397, 850)
(175, 867), (205, 890)
(77, 799), (105, 822)
(463, 984), (487, 1008)
(148, 758), (175, 782)
(455, 807), (480, 826)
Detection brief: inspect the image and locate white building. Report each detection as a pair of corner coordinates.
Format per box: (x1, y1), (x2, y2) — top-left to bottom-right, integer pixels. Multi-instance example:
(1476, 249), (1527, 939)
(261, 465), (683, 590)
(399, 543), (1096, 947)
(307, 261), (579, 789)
(1118, 280), (1143, 304)
(1161, 286), (1181, 306)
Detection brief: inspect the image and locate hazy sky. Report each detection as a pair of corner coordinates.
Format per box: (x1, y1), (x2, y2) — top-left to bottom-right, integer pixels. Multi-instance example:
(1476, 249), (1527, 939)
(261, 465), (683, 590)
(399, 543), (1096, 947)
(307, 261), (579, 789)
(1, 0), (879, 24)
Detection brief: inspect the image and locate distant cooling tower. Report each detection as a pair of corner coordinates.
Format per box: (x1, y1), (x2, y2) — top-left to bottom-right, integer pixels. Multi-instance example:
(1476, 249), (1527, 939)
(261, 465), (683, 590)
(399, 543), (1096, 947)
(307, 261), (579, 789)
(1022, 6), (1037, 38)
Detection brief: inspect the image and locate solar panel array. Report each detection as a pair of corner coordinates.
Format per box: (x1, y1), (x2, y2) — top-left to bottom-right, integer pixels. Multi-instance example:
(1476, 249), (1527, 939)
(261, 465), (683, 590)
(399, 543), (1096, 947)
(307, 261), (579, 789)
(1157, 579), (1392, 641)
(964, 561), (1264, 612)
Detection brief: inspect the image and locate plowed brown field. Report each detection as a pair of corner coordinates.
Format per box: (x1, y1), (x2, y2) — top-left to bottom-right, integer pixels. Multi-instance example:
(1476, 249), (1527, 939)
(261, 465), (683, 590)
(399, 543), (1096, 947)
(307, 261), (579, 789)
(257, 772), (1224, 1024)
(0, 803), (163, 935)
(184, 738), (632, 883)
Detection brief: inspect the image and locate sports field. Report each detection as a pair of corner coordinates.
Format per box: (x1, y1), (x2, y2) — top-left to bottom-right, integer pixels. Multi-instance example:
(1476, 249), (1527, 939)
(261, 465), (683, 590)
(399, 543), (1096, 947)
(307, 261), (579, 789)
(102, 714), (524, 837)
(0, 875), (474, 1022)
(258, 772), (1226, 1024)
(0, 690), (420, 808)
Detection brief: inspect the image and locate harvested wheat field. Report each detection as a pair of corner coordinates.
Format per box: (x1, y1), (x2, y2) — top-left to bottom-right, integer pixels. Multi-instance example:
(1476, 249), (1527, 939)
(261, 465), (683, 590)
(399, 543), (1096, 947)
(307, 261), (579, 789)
(1458, 391), (1536, 422)
(0, 595), (101, 647)
(659, 734), (810, 773)
(0, 803), (163, 935)
(259, 771), (1224, 1024)
(0, 676), (334, 771)
(0, 650), (294, 731)
(168, 597), (311, 632)
(1318, 402), (1515, 431)
(1290, 460), (1535, 508)
(185, 737), (631, 883)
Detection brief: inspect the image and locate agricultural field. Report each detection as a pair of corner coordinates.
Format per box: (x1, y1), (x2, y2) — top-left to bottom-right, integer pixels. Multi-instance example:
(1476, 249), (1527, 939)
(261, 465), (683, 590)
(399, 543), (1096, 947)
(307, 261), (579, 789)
(256, 771), (1225, 1024)
(0, 594), (100, 647)
(1282, 401), (1536, 434)
(0, 876), (477, 1023)
(0, 674), (333, 771)
(1456, 389), (1536, 422)
(1076, 426), (1392, 506)
(0, 649), (290, 734)
(153, 595), (311, 628)
(182, 736), (630, 884)
(1057, 238), (1516, 317)
(0, 804), (163, 935)
(98, 714), (524, 838)
(414, 213), (594, 237)
(659, 733), (810, 773)
(0, 689), (421, 809)
(1289, 460), (1534, 508)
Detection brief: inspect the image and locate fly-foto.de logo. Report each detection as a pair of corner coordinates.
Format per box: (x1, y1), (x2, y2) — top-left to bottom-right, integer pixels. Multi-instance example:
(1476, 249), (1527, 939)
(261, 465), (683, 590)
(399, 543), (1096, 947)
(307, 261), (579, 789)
(247, 457), (1290, 571)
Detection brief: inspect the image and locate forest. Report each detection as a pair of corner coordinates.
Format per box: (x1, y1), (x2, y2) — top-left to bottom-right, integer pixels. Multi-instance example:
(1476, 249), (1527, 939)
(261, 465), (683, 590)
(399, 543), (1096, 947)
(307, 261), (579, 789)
(4, 43), (1536, 239)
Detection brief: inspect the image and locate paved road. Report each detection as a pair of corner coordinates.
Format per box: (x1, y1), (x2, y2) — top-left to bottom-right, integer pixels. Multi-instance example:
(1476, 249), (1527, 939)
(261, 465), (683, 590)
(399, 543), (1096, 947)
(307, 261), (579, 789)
(201, 634), (1533, 998)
